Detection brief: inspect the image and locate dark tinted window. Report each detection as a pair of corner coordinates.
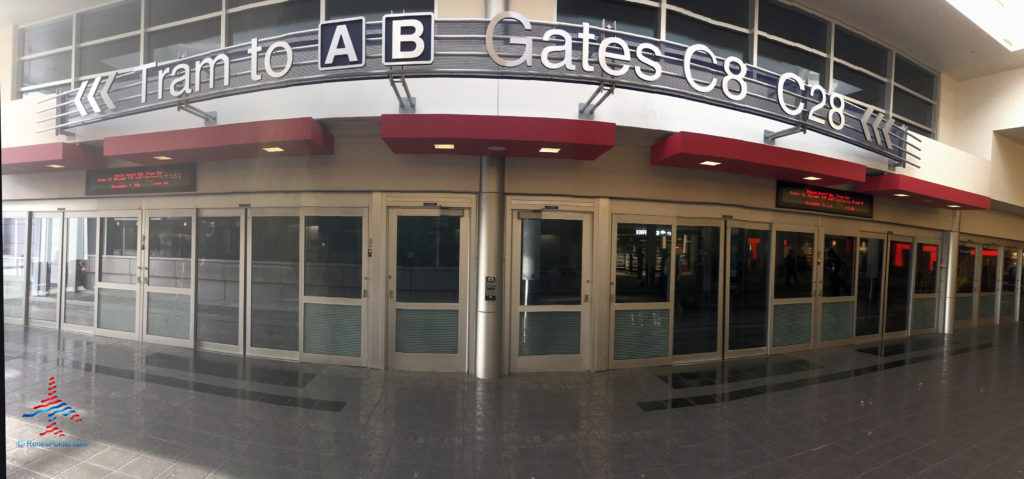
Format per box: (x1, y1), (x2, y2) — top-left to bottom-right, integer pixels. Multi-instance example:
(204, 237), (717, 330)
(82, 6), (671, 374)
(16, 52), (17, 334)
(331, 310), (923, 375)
(327, 0), (435, 22)
(894, 88), (934, 128)
(21, 52), (71, 86)
(758, 37), (826, 84)
(834, 27), (888, 77)
(667, 10), (749, 62)
(915, 244), (939, 294)
(895, 55), (936, 99)
(78, 36), (140, 76)
(228, 0), (319, 46)
(147, 18), (221, 62)
(20, 18), (72, 55)
(78, 1), (140, 43)
(558, 0), (659, 38)
(668, 0), (749, 27)
(305, 216), (362, 298)
(148, 0), (221, 26)
(833, 63), (886, 109)
(758, 0), (827, 51)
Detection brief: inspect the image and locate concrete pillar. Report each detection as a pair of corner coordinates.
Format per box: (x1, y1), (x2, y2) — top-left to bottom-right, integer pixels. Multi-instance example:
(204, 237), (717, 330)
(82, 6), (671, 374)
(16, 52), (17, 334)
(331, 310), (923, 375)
(475, 156), (504, 379)
(941, 211), (961, 334)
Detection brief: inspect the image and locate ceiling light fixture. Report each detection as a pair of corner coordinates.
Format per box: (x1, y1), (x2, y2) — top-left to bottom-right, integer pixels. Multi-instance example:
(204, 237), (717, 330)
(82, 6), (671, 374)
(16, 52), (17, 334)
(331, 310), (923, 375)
(803, 176), (822, 181)
(433, 144), (455, 150)
(894, 193), (910, 197)
(539, 147), (561, 153)
(262, 147), (285, 152)
(487, 146), (506, 152)
(948, 204), (961, 208)
(153, 155), (172, 160)
(946, 0), (1024, 52)
(45, 164), (64, 168)
(698, 161), (721, 166)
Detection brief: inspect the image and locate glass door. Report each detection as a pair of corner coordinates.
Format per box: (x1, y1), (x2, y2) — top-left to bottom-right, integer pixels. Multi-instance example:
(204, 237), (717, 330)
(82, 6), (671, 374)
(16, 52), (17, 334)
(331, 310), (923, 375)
(196, 209), (244, 354)
(770, 224), (817, 353)
(818, 232), (857, 345)
(882, 235), (914, 339)
(673, 221), (723, 362)
(977, 247), (999, 325)
(1001, 249), (1020, 323)
(610, 216), (673, 368)
(300, 208), (368, 365)
(388, 207), (468, 372)
(910, 240), (940, 334)
(854, 235), (886, 341)
(141, 210), (196, 347)
(95, 213), (141, 340)
(27, 212), (63, 329)
(725, 221), (770, 358)
(62, 214), (97, 332)
(3, 213), (28, 323)
(510, 210), (591, 372)
(247, 208), (301, 360)
(953, 243), (978, 329)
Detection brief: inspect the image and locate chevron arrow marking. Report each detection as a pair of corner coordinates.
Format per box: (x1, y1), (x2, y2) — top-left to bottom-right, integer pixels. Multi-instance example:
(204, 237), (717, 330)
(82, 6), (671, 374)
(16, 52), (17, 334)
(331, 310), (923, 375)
(86, 78), (102, 114)
(73, 82), (89, 117)
(871, 112), (885, 146)
(882, 116), (895, 150)
(99, 72), (117, 111)
(859, 105), (876, 144)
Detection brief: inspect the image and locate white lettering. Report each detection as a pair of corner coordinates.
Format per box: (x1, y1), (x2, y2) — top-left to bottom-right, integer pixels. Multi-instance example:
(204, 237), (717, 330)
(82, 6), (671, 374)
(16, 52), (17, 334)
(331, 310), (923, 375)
(486, 12), (533, 67)
(684, 44), (717, 93)
(169, 63), (192, 97)
(579, 23), (596, 72)
(157, 67), (171, 100)
(136, 62), (156, 104)
(541, 29), (575, 71)
(325, 24), (358, 64)
(778, 72), (805, 115)
(633, 43), (661, 81)
(264, 41), (293, 78)
(247, 38), (263, 81)
(194, 54), (230, 92)
(391, 19), (425, 60)
(598, 37), (630, 77)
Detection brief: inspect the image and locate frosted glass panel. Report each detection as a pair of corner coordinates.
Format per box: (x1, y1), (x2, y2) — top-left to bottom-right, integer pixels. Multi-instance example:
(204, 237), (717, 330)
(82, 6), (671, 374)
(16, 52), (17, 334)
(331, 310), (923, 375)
(304, 303), (361, 357)
(979, 295), (996, 318)
(773, 303), (812, 347)
(147, 292), (190, 339)
(3, 217), (27, 319)
(614, 309), (669, 360)
(98, 288), (135, 332)
(396, 309), (458, 354)
(911, 297), (935, 330)
(1001, 294), (1015, 319)
(28, 217), (61, 322)
(954, 296), (973, 322)
(519, 311), (580, 356)
(64, 217), (96, 326)
(820, 301), (854, 341)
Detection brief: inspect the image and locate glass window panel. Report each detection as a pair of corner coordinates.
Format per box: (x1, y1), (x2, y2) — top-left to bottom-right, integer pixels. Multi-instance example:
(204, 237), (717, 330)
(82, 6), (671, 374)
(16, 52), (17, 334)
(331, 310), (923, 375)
(327, 0), (435, 23)
(21, 83), (71, 99)
(856, 238), (883, 336)
(78, 0), (140, 43)
(1004, 251), (1019, 294)
(228, 0), (319, 46)
(833, 63), (886, 109)
(3, 217), (28, 319)
(757, 38), (825, 85)
(28, 217), (61, 322)
(957, 246), (976, 294)
(557, 0), (659, 38)
(147, 18), (221, 62)
(823, 235), (855, 297)
(893, 88), (935, 129)
(907, 124), (934, 140)
(147, 217), (192, 288)
(251, 216), (299, 351)
(21, 51), (72, 87)
(668, 0), (749, 27)
(728, 227), (769, 350)
(520, 219), (583, 306)
(886, 241), (912, 332)
(615, 223), (670, 303)
(674, 225), (719, 355)
(148, 0), (220, 26)
(305, 216), (362, 298)
(78, 36), (140, 76)
(895, 55), (936, 99)
(397, 216), (460, 303)
(197, 216), (241, 345)
(100, 217), (137, 284)
(20, 18), (72, 55)
(65, 218), (97, 326)
(834, 27), (888, 77)
(915, 243), (939, 294)
(229, 0), (266, 7)
(758, 0), (827, 51)
(666, 11), (749, 62)
(981, 249), (998, 293)
(774, 231), (814, 299)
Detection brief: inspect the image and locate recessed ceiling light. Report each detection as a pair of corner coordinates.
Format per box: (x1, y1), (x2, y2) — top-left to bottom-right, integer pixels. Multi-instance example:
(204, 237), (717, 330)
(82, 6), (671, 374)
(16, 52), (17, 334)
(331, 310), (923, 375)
(948, 204), (961, 208)
(433, 144), (455, 150)
(894, 193), (910, 197)
(262, 147), (285, 152)
(803, 176), (822, 181)
(488, 146), (506, 152)
(539, 147), (561, 154)
(946, 0), (1024, 52)
(45, 164), (64, 168)
(699, 161), (721, 166)
(153, 155), (172, 160)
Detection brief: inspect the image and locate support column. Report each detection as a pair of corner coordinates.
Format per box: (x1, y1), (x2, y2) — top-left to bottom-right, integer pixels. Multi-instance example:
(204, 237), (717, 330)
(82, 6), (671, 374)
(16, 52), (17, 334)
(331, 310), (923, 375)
(475, 156), (505, 379)
(941, 211), (961, 334)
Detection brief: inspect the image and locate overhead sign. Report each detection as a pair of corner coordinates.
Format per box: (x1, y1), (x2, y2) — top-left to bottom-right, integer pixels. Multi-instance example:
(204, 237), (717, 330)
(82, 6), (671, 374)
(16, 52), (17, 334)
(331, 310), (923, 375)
(776, 181), (873, 218)
(41, 12), (909, 165)
(85, 164), (196, 196)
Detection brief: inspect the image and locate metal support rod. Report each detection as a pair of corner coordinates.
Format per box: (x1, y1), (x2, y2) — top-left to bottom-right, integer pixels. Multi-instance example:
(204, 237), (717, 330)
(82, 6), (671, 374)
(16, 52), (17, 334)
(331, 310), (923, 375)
(579, 83), (615, 118)
(763, 124), (806, 145)
(177, 102), (217, 126)
(388, 73), (416, 112)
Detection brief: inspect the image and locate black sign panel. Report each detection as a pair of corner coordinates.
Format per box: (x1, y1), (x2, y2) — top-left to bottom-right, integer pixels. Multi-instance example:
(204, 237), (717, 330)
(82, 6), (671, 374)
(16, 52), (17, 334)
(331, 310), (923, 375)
(319, 17), (365, 70)
(382, 13), (434, 65)
(86, 164), (196, 196)
(776, 181), (872, 218)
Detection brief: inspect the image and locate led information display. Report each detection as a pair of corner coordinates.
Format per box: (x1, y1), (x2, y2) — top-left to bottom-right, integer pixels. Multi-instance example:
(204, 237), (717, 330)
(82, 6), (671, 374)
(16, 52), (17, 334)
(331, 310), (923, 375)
(776, 181), (873, 218)
(86, 164), (196, 196)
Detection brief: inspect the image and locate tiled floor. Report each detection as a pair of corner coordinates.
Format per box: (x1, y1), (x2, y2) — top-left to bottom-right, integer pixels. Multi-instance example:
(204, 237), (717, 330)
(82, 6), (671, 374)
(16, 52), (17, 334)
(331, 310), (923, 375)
(5, 322), (1024, 479)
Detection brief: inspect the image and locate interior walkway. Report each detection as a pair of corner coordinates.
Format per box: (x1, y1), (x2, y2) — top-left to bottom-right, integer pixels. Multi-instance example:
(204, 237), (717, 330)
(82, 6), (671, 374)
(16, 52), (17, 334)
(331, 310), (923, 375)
(5, 322), (1024, 479)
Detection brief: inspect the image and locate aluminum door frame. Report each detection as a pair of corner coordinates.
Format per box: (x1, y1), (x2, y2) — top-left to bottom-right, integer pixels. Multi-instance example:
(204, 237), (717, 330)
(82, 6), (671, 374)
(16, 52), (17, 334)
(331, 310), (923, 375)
(92, 210), (143, 341)
(300, 207), (369, 366)
(608, 214), (675, 369)
(60, 212), (97, 334)
(954, 241), (981, 329)
(880, 233), (915, 342)
(140, 209), (197, 348)
(671, 217), (726, 364)
(2, 211), (29, 325)
(246, 207), (302, 361)
(723, 219), (772, 360)
(25, 211), (64, 330)
(976, 244), (1000, 326)
(509, 209), (593, 372)
(852, 231), (889, 344)
(815, 223), (862, 348)
(909, 236), (942, 336)
(195, 208), (246, 355)
(769, 223), (820, 355)
(386, 206), (470, 372)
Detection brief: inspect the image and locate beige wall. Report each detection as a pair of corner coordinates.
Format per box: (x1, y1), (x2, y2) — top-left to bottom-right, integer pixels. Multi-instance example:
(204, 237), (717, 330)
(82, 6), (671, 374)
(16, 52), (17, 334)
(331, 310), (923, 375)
(437, 0), (485, 18)
(990, 133), (1024, 208)
(960, 208), (1024, 244)
(509, 0), (556, 21)
(0, 24), (13, 101)
(946, 67), (1024, 160)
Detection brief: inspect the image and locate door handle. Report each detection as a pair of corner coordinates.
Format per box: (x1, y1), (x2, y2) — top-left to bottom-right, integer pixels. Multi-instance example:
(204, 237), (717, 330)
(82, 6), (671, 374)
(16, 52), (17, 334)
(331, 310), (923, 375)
(584, 294), (589, 303)
(388, 290), (394, 299)
(363, 289), (368, 298)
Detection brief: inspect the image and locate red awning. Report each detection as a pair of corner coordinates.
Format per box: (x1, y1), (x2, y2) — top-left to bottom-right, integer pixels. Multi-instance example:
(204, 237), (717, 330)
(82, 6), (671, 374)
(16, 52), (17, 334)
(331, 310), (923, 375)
(650, 131), (866, 186)
(1, 142), (104, 175)
(857, 174), (990, 210)
(380, 114), (616, 161)
(103, 117), (333, 165)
